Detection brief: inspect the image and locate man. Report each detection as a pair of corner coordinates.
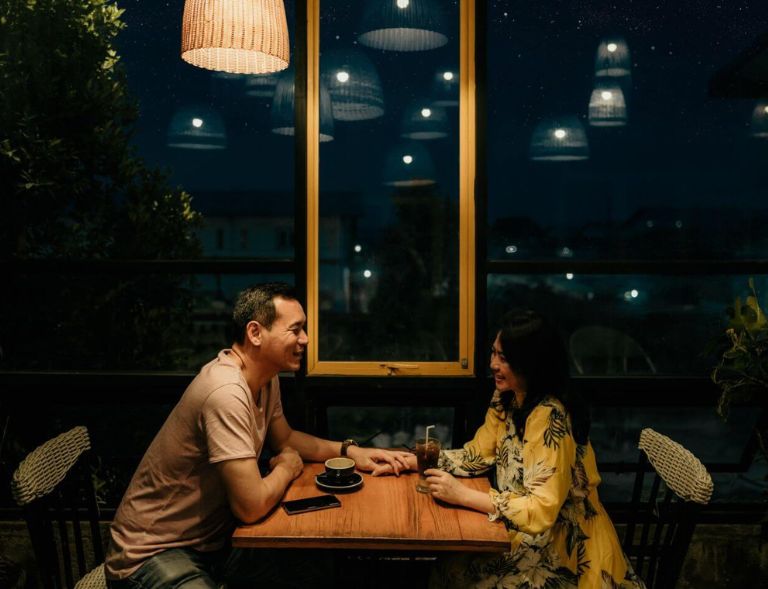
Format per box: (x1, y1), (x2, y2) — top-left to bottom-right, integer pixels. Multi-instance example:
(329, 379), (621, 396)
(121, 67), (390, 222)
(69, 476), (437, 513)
(105, 283), (410, 588)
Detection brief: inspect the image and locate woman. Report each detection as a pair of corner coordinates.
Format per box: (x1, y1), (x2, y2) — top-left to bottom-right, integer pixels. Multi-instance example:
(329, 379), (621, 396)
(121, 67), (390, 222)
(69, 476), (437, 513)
(420, 310), (645, 588)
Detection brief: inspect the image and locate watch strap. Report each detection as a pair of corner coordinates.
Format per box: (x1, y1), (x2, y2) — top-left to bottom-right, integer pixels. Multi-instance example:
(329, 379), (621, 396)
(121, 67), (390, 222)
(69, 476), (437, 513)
(340, 438), (358, 456)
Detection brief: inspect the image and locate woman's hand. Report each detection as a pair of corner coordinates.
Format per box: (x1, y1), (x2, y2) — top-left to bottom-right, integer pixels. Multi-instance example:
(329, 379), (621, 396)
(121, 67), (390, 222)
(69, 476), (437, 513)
(424, 469), (468, 506)
(347, 446), (413, 476)
(425, 469), (496, 513)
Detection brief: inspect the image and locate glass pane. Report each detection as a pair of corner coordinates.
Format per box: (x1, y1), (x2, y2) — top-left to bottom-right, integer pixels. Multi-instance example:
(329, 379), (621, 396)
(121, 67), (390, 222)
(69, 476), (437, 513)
(317, 0), (461, 361)
(327, 406), (454, 449)
(1, 272), (292, 371)
(486, 274), (768, 376)
(591, 406), (765, 503)
(487, 2), (768, 261)
(119, 0), (297, 260)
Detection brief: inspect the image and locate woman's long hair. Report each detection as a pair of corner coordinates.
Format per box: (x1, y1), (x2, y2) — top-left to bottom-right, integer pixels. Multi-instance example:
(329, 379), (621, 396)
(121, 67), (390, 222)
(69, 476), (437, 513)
(496, 309), (590, 445)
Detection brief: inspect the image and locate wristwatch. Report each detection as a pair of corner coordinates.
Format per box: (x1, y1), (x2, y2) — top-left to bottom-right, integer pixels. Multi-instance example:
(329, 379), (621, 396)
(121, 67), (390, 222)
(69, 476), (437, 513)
(340, 438), (358, 456)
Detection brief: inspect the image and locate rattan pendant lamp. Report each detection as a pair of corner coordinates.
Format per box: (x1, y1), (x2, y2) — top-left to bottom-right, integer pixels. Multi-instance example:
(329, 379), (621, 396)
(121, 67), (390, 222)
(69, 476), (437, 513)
(358, 0), (448, 52)
(181, 0), (290, 75)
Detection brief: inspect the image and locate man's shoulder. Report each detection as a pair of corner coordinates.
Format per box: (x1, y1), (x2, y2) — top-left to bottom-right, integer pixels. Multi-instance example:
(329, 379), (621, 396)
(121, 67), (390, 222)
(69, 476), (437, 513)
(182, 353), (248, 405)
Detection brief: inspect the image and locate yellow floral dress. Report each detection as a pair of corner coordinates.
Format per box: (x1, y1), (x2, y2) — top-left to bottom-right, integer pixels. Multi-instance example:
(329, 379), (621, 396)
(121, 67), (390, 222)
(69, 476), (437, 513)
(431, 392), (646, 589)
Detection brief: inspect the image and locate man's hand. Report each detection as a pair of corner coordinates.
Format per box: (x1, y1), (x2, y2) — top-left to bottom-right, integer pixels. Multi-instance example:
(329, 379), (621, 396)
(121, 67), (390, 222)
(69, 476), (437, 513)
(424, 469), (468, 506)
(346, 446), (413, 476)
(269, 446), (303, 480)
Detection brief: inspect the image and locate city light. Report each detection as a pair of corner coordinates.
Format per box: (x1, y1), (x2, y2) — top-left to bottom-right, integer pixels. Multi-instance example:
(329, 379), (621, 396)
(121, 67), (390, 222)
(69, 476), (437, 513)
(192, 118), (203, 128)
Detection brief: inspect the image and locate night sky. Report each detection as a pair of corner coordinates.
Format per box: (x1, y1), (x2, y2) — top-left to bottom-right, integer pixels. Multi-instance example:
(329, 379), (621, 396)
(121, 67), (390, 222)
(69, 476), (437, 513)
(115, 0), (768, 249)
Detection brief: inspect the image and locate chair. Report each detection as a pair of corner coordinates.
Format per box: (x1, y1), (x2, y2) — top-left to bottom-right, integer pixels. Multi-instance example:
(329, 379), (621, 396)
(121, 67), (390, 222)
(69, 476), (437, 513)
(621, 428), (714, 589)
(570, 325), (657, 375)
(11, 426), (107, 589)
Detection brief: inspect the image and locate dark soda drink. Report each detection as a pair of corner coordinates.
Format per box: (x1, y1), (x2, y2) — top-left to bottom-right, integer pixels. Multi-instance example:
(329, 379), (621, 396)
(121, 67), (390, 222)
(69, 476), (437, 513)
(415, 438), (441, 493)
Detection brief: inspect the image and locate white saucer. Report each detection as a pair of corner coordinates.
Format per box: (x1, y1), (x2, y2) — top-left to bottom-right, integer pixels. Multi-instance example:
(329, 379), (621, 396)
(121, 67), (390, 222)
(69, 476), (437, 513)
(315, 472), (364, 492)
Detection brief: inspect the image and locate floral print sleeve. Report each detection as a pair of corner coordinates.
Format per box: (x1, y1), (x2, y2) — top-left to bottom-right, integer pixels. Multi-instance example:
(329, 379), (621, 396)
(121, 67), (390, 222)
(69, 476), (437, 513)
(489, 401), (576, 536)
(438, 391), (506, 477)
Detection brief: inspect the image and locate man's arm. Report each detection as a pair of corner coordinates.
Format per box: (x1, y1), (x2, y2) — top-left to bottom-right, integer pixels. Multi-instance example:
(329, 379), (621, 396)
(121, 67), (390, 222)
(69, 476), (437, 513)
(268, 414), (412, 475)
(268, 413), (340, 460)
(216, 447), (302, 524)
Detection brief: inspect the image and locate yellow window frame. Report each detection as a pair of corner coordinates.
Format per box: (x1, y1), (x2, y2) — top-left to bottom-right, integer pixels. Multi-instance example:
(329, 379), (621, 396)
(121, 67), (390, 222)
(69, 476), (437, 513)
(306, 0), (475, 377)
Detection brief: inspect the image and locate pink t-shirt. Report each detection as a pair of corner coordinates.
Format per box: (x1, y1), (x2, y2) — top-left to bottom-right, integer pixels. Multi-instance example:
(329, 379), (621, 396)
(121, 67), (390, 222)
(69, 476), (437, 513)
(105, 350), (284, 579)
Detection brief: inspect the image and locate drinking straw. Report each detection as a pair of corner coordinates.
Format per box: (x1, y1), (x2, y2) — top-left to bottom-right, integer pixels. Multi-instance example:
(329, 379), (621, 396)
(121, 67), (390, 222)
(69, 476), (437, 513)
(425, 424), (435, 446)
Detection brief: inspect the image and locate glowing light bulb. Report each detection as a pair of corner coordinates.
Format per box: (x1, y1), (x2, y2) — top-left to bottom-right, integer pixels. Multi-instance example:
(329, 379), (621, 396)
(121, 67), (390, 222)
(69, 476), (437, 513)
(402, 154), (413, 164)
(354, 244), (362, 253)
(630, 289), (639, 298)
(336, 71), (350, 83)
(420, 108), (432, 118)
(397, 0), (409, 8)
(607, 43), (618, 52)
(764, 105), (768, 114)
(505, 245), (518, 254)
(443, 71), (454, 81)
(192, 118), (203, 128)
(600, 90), (613, 100)
(363, 269), (372, 278)
(554, 128), (567, 139)
(566, 273), (574, 280)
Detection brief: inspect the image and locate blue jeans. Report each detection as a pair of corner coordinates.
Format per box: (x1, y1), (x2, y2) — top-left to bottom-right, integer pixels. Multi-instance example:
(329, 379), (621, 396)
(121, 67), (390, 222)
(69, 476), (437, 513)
(107, 547), (333, 589)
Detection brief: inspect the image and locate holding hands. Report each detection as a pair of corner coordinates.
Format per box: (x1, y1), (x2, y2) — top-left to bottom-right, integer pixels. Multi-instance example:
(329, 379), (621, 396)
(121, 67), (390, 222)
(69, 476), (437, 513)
(347, 446), (413, 476)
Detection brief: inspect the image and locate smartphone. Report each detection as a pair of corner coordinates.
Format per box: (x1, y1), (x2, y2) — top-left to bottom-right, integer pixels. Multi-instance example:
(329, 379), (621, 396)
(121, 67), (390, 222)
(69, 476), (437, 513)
(282, 494), (341, 515)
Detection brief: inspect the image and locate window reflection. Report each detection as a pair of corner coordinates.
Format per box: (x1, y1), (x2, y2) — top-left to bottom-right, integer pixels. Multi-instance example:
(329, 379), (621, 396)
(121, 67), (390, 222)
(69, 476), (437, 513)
(118, 0), (297, 260)
(317, 0), (461, 362)
(487, 274), (768, 376)
(327, 406), (454, 450)
(487, 2), (768, 261)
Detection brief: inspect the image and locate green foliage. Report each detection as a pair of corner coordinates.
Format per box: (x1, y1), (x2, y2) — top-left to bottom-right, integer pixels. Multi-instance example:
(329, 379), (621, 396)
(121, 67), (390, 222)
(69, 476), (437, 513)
(0, 0), (201, 258)
(711, 278), (768, 418)
(0, 0), (204, 369)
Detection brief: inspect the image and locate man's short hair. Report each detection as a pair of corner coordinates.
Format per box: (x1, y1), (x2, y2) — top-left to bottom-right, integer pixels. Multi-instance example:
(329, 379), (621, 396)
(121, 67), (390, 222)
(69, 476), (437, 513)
(231, 282), (298, 344)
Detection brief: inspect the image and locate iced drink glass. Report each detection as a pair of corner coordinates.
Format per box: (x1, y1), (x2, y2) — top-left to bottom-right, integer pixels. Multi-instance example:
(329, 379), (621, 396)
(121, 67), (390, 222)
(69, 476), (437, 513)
(415, 438), (441, 493)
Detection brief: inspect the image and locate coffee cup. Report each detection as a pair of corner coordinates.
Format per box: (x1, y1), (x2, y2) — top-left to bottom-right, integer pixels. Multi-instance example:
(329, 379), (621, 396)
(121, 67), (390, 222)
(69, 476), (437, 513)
(324, 456), (356, 483)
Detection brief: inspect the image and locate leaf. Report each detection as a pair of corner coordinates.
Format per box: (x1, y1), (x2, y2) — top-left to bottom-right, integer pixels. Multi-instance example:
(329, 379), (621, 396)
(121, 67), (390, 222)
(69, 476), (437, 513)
(524, 460), (556, 492)
(543, 406), (569, 450)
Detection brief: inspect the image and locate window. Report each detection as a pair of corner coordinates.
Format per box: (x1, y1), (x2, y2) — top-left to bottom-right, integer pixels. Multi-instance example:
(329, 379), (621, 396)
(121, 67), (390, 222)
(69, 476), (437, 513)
(485, 1), (768, 375)
(307, 0), (476, 376)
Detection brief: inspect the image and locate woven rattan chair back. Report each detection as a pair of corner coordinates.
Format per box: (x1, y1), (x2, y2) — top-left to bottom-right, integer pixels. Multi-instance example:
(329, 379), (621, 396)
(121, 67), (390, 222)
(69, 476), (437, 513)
(622, 428), (713, 589)
(11, 426), (106, 589)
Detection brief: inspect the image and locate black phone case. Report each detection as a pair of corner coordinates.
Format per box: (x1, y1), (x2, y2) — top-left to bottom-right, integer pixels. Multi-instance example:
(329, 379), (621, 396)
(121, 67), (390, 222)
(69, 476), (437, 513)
(282, 495), (341, 515)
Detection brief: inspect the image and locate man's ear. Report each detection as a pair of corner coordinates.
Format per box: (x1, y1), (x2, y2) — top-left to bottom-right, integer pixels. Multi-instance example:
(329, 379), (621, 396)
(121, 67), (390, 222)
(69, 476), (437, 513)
(246, 321), (263, 346)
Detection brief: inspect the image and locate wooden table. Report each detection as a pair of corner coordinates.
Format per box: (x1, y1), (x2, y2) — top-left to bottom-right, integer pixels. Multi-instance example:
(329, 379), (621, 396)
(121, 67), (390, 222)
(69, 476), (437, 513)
(233, 463), (509, 552)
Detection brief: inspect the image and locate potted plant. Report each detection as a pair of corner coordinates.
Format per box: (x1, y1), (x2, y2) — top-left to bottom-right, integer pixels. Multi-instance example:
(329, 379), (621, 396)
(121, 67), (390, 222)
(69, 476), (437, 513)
(711, 278), (768, 459)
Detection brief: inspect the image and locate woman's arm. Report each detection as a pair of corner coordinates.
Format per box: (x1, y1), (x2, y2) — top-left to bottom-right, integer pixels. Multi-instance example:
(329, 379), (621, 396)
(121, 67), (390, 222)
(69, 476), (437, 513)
(489, 402), (576, 535)
(439, 396), (506, 476)
(424, 468), (495, 513)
